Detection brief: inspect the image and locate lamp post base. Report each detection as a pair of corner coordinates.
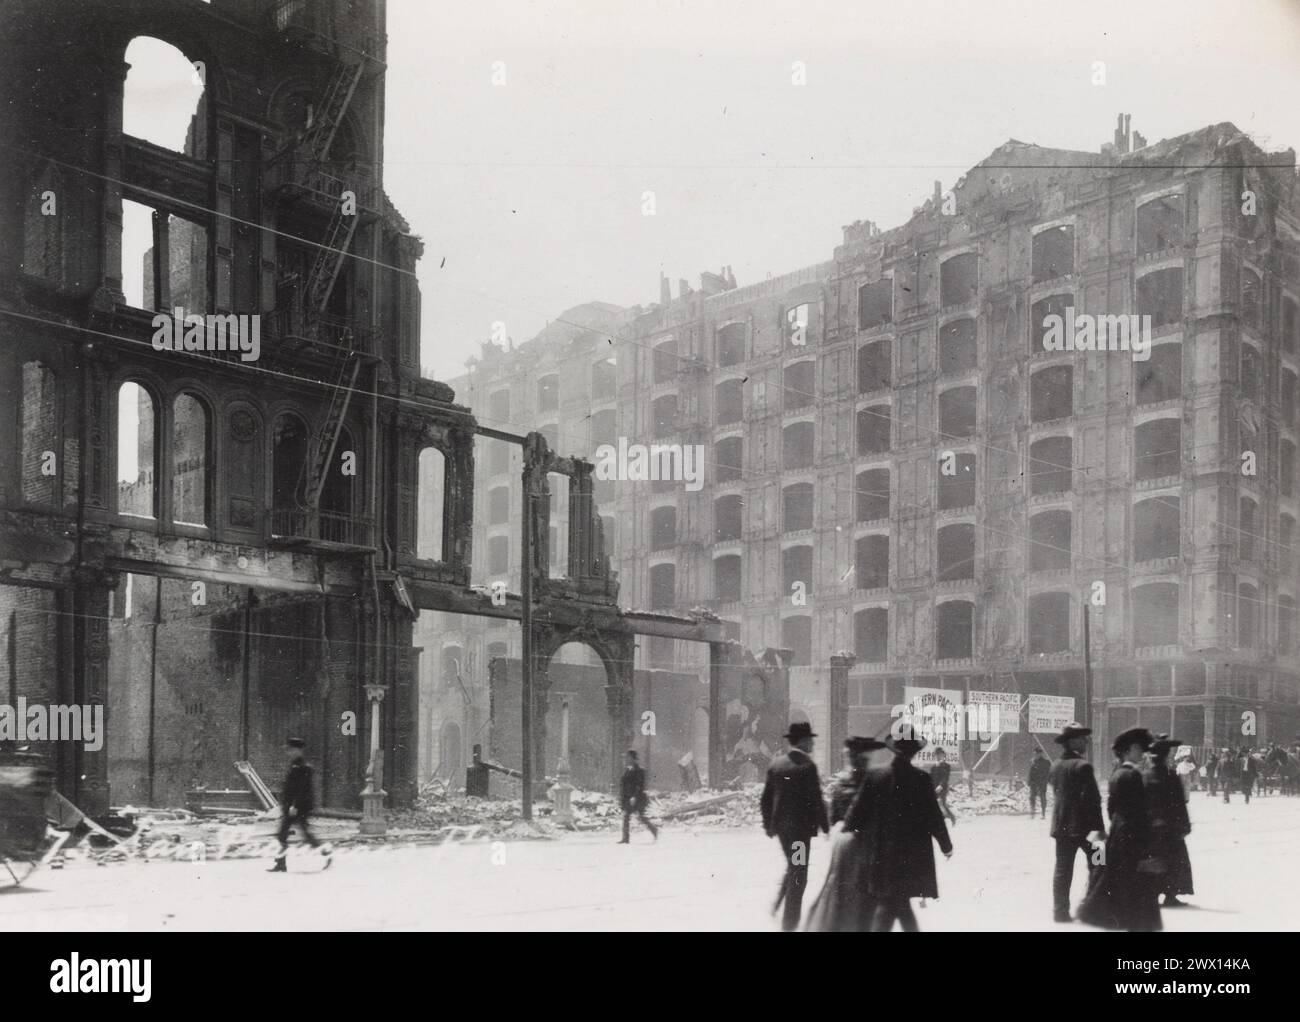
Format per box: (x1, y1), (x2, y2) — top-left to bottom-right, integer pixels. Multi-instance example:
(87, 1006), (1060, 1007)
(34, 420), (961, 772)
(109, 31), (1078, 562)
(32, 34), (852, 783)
(359, 787), (388, 836)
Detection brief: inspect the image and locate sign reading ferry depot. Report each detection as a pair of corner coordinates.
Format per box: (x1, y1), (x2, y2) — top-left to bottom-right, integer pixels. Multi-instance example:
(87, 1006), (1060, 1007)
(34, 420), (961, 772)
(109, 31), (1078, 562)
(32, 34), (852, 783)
(1027, 694), (1076, 733)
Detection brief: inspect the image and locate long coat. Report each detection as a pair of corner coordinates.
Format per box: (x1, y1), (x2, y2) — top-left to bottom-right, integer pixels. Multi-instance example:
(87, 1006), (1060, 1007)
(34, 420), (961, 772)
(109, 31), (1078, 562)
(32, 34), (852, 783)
(760, 749), (829, 840)
(844, 756), (952, 900)
(1048, 750), (1104, 840)
(1077, 761), (1161, 931)
(1144, 761), (1193, 896)
(620, 764), (649, 813)
(804, 769), (875, 932)
(282, 757), (315, 814)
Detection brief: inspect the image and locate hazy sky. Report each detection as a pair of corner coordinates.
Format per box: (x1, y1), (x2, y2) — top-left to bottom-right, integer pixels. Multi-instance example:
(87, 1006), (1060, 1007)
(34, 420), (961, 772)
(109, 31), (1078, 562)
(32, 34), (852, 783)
(380, 0), (1300, 381)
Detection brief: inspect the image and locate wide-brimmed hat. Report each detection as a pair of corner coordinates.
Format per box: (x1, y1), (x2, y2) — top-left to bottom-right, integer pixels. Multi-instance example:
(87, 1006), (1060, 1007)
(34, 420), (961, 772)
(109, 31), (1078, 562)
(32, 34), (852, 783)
(885, 720), (927, 755)
(1054, 721), (1092, 744)
(784, 721), (817, 742)
(844, 735), (885, 753)
(1112, 727), (1153, 756)
(1150, 733), (1182, 755)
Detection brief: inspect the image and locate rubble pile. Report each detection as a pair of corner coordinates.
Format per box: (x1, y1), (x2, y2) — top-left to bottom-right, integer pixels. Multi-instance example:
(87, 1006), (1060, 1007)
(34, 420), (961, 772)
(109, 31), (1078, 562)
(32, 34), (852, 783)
(945, 776), (1030, 816)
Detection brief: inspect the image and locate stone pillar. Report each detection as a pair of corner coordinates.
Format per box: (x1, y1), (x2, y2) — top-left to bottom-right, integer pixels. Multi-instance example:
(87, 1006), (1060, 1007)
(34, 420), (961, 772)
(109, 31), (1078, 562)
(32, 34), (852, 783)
(91, 60), (128, 311)
(550, 696), (574, 827)
(359, 683), (387, 835)
(605, 633), (637, 793)
(828, 652), (856, 759)
(530, 645), (552, 802)
(708, 640), (725, 788)
(72, 566), (117, 815)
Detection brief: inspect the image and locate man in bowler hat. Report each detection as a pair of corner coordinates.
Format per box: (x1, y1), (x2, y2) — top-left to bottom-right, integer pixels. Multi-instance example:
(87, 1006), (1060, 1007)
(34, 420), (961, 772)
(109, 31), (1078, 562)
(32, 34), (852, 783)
(270, 737), (332, 872)
(618, 749), (658, 843)
(760, 721), (829, 931)
(1047, 722), (1104, 921)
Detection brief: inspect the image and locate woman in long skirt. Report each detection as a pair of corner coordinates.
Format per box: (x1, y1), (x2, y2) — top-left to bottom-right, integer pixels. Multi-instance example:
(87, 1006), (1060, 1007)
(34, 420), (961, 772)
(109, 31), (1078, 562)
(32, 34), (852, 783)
(1146, 734), (1193, 907)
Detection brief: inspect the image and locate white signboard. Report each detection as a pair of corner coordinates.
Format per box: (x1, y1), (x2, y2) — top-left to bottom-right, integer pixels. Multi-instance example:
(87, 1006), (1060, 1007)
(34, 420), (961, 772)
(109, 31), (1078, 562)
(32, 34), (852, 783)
(968, 691), (1021, 735)
(1027, 694), (1076, 734)
(901, 686), (962, 764)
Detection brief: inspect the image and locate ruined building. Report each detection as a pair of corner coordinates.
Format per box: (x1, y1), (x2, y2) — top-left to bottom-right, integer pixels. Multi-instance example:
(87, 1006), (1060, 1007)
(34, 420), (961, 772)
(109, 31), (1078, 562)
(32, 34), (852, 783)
(1, 0), (732, 813)
(456, 118), (1300, 772)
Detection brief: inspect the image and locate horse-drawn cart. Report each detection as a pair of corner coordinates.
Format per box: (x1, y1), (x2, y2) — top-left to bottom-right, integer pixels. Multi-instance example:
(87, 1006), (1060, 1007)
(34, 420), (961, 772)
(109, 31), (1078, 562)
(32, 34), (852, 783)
(0, 752), (69, 887)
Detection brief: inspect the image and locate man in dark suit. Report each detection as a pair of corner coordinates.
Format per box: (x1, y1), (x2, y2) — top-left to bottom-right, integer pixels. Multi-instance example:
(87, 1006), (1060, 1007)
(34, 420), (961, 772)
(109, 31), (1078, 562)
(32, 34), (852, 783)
(1027, 747), (1051, 818)
(618, 749), (658, 843)
(270, 737), (332, 873)
(1047, 722), (1104, 921)
(931, 746), (956, 825)
(760, 721), (829, 931)
(844, 722), (953, 931)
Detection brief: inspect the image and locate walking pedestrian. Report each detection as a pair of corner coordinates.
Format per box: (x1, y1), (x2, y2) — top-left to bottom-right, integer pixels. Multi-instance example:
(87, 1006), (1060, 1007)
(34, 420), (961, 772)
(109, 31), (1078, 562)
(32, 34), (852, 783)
(1206, 752), (1218, 797)
(618, 750), (658, 843)
(269, 737), (332, 873)
(1077, 727), (1162, 932)
(1145, 734), (1193, 908)
(1047, 722), (1104, 923)
(804, 736), (886, 932)
(844, 722), (953, 932)
(1219, 748), (1236, 803)
(931, 746), (957, 826)
(1240, 748), (1258, 804)
(760, 721), (829, 931)
(1027, 747), (1051, 819)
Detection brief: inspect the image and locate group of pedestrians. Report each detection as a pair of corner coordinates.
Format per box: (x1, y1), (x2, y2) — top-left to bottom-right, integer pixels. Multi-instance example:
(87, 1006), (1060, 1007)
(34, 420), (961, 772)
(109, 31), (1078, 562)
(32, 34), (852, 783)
(1202, 744), (1300, 801)
(760, 721), (952, 932)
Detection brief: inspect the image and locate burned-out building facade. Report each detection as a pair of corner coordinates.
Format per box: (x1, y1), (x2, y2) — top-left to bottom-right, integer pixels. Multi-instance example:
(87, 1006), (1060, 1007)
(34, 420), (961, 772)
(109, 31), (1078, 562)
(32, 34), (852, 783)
(456, 118), (1300, 772)
(1, 0), (720, 815)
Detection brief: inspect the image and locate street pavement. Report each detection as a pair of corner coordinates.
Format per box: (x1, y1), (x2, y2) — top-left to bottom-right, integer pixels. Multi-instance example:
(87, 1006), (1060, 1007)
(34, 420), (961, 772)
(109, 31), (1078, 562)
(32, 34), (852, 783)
(2, 790), (1296, 931)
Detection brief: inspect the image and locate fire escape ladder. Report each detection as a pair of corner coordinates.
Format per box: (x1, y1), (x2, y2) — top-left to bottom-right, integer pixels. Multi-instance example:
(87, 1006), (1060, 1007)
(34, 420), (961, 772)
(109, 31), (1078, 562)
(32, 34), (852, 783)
(305, 199), (360, 315)
(304, 59), (364, 165)
(302, 351), (362, 511)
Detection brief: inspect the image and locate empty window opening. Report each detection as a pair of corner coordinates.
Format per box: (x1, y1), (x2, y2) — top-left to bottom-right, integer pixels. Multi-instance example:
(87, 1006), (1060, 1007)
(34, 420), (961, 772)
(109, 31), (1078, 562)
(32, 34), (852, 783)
(1238, 584), (1258, 647)
(1030, 365), (1073, 422)
(782, 616), (813, 667)
(858, 279), (892, 330)
(1135, 418), (1180, 480)
(654, 338), (678, 384)
(714, 436), (743, 483)
(651, 505), (677, 550)
(417, 447), (445, 560)
(591, 357), (617, 402)
(783, 482), (814, 532)
(939, 386), (977, 440)
(783, 545), (813, 596)
(940, 253), (978, 307)
(537, 374), (559, 412)
(939, 319), (977, 374)
(652, 394), (677, 438)
(1241, 268), (1262, 332)
(1240, 344), (1261, 403)
(1030, 293), (1072, 354)
(649, 563), (676, 610)
(854, 608), (888, 663)
(117, 382), (156, 518)
(713, 554), (741, 603)
(854, 535), (889, 590)
(1028, 592), (1071, 654)
(123, 200), (209, 313)
(1136, 268), (1183, 330)
(1032, 225), (1074, 283)
(784, 360), (814, 412)
(1133, 497), (1180, 562)
(935, 601), (973, 659)
(1029, 436), (1072, 495)
(1135, 194), (1184, 256)
(1029, 510), (1071, 571)
(858, 339), (891, 394)
(716, 323), (745, 367)
(785, 304), (810, 347)
(123, 37), (205, 153)
(590, 408), (617, 453)
(856, 468), (890, 522)
(936, 523), (975, 581)
(714, 494), (743, 542)
(937, 452), (977, 510)
(783, 421), (814, 470)
(856, 405), (890, 456)
(1132, 582), (1178, 646)
(715, 378), (743, 426)
(1135, 343), (1182, 404)
(171, 393), (208, 527)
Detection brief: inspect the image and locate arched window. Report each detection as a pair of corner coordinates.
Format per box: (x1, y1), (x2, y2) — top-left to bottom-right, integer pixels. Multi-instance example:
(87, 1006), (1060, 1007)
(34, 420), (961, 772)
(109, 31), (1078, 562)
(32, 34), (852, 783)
(123, 38), (205, 153)
(1028, 592), (1071, 654)
(271, 412), (309, 509)
(854, 535), (889, 590)
(714, 436), (743, 483)
(1135, 418), (1180, 480)
(936, 523), (975, 581)
(935, 601), (973, 659)
(1132, 582), (1179, 647)
(781, 615), (813, 667)
(651, 505), (677, 550)
(1029, 436), (1072, 495)
(784, 361), (814, 411)
(940, 253), (978, 307)
(117, 382), (156, 518)
(783, 545), (813, 595)
(938, 386), (977, 440)
(783, 422), (814, 470)
(171, 393), (208, 527)
(782, 482), (814, 532)
(1133, 497), (1180, 561)
(23, 164), (64, 283)
(714, 494), (743, 542)
(856, 468), (889, 522)
(939, 319), (977, 374)
(713, 554), (741, 603)
(854, 608), (888, 663)
(1029, 510), (1071, 571)
(1238, 584), (1258, 647)
(417, 447), (446, 560)
(319, 425), (356, 517)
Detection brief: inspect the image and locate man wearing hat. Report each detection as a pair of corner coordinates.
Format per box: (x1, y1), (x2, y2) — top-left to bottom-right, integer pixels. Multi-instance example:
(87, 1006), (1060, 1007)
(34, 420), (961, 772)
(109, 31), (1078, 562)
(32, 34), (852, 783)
(760, 721), (830, 931)
(270, 737), (332, 873)
(1077, 727), (1161, 931)
(1047, 722), (1104, 922)
(845, 720), (953, 932)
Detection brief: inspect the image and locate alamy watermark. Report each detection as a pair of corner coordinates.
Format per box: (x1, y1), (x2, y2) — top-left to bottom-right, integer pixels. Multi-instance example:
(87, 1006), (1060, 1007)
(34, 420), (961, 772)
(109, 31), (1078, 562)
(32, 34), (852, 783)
(0, 699), (103, 751)
(594, 437), (705, 492)
(151, 306), (261, 362)
(1041, 307), (1152, 361)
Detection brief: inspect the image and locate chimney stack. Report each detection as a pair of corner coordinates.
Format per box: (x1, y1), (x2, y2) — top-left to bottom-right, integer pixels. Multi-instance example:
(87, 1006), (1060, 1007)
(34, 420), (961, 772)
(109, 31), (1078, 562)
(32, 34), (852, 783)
(659, 272), (671, 305)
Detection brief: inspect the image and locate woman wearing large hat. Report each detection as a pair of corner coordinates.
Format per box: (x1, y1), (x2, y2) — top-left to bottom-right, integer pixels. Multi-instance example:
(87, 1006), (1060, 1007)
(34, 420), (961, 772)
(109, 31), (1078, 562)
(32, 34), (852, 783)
(1077, 727), (1162, 931)
(1144, 734), (1194, 907)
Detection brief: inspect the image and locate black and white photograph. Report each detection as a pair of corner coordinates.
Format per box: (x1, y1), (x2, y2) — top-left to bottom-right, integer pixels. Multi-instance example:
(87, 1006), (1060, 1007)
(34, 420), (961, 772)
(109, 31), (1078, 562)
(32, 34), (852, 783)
(1, 0), (1298, 988)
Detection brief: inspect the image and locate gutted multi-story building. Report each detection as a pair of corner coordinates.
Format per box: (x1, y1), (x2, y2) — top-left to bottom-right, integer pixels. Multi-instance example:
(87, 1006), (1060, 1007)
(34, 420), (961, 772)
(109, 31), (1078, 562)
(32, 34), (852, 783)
(456, 117), (1300, 772)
